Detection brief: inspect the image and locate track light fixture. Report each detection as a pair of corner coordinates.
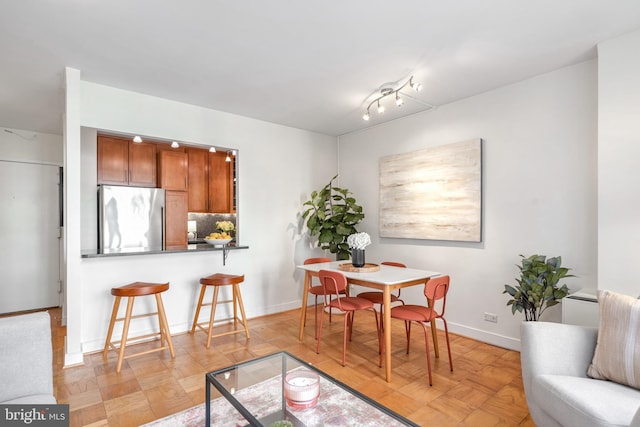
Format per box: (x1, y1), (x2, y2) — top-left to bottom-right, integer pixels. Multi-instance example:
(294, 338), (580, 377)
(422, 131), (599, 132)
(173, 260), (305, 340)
(132, 135), (142, 143)
(225, 151), (231, 162)
(171, 141), (180, 148)
(209, 147), (216, 153)
(362, 75), (429, 121)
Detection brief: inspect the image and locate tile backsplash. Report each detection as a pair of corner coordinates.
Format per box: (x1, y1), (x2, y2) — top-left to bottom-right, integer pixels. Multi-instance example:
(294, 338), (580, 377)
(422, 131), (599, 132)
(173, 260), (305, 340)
(187, 212), (237, 241)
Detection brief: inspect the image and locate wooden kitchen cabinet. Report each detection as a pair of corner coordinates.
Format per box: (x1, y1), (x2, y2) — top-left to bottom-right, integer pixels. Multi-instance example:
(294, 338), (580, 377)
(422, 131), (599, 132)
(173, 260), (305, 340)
(186, 148), (235, 213)
(208, 151), (235, 213)
(164, 190), (188, 249)
(97, 135), (157, 187)
(158, 150), (188, 191)
(187, 147), (209, 212)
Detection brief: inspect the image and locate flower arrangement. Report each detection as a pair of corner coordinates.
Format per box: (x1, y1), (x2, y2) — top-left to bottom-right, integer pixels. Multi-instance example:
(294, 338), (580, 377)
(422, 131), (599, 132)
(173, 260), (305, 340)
(347, 232), (371, 250)
(216, 220), (235, 232)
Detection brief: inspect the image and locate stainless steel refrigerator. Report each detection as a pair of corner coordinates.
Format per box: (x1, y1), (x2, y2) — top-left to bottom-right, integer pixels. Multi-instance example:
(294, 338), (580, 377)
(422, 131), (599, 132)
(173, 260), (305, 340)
(98, 185), (165, 253)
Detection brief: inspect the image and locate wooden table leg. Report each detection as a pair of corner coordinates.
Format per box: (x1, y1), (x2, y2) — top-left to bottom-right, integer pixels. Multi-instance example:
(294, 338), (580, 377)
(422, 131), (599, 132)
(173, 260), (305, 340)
(383, 287), (392, 382)
(298, 271), (311, 341)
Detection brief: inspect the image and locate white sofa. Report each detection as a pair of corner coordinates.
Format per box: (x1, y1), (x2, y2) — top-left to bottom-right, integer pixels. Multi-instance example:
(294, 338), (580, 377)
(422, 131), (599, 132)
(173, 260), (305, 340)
(0, 311), (56, 404)
(521, 321), (640, 427)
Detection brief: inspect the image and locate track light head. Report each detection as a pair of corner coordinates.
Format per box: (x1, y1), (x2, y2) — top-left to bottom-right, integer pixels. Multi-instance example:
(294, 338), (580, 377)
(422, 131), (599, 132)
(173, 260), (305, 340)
(132, 136), (142, 143)
(395, 92), (404, 106)
(377, 100), (385, 114)
(171, 141), (180, 148)
(209, 147), (216, 153)
(410, 76), (422, 92)
(363, 111), (370, 121)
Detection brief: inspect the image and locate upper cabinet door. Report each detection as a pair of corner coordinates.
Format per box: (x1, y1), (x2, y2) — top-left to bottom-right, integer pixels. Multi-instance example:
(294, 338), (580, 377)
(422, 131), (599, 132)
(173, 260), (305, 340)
(97, 136), (128, 185)
(187, 148), (209, 212)
(209, 151), (234, 213)
(97, 135), (157, 187)
(158, 150), (188, 191)
(128, 142), (157, 187)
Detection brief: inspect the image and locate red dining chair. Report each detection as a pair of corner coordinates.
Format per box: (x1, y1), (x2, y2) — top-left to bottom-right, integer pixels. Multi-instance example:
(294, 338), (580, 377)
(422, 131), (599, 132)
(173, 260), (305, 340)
(316, 269), (381, 367)
(389, 275), (453, 386)
(303, 257), (339, 338)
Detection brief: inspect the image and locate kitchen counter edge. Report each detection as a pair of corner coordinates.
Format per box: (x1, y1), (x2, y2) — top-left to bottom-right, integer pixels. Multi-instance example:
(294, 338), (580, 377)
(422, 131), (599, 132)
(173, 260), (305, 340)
(81, 244), (249, 258)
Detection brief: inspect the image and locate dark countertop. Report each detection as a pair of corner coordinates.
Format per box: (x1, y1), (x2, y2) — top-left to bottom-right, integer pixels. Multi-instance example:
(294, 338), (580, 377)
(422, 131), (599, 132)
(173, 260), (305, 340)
(81, 243), (248, 258)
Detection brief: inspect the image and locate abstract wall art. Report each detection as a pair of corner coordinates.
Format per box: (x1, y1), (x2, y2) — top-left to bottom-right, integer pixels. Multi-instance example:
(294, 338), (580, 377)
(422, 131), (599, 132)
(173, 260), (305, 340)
(379, 138), (482, 242)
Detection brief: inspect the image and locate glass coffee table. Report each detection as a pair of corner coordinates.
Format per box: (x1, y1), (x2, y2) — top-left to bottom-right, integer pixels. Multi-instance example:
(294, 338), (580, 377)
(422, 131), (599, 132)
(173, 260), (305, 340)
(205, 351), (418, 426)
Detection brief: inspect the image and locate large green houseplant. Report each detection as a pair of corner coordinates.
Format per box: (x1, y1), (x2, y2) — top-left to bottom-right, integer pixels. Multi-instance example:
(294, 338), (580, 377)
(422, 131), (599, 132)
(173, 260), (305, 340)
(503, 254), (573, 321)
(302, 175), (365, 260)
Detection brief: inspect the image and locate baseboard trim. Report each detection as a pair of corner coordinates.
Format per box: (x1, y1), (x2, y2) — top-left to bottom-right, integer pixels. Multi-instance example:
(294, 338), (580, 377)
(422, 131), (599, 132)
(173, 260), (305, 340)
(449, 321), (521, 351)
(64, 337), (85, 367)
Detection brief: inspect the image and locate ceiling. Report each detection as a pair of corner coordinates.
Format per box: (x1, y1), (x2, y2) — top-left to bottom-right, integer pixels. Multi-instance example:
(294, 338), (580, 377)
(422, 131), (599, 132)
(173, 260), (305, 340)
(2, 1), (640, 137)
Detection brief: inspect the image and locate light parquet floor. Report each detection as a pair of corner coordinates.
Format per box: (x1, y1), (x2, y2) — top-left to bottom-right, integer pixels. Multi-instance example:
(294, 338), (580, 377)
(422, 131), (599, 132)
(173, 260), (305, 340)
(46, 307), (535, 426)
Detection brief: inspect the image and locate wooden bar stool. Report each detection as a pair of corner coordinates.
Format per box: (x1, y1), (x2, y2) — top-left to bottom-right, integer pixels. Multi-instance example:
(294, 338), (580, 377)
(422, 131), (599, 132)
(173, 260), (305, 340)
(191, 273), (250, 348)
(103, 281), (175, 373)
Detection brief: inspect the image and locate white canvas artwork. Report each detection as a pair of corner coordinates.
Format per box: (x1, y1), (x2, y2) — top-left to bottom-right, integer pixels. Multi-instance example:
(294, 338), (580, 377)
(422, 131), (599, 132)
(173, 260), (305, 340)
(379, 138), (482, 242)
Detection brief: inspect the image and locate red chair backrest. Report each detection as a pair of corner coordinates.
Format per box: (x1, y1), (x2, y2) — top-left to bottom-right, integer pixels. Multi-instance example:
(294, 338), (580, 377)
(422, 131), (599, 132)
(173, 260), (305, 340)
(425, 275), (450, 317)
(319, 269), (347, 296)
(304, 257), (331, 265)
(381, 261), (407, 268)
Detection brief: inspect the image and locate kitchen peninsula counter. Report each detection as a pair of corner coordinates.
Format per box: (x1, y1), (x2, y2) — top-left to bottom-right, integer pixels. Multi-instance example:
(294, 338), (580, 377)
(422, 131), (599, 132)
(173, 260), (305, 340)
(81, 243), (248, 258)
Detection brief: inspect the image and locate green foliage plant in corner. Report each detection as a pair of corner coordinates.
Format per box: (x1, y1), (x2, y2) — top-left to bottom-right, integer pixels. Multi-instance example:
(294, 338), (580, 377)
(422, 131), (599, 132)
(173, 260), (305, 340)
(302, 175), (365, 260)
(503, 254), (573, 321)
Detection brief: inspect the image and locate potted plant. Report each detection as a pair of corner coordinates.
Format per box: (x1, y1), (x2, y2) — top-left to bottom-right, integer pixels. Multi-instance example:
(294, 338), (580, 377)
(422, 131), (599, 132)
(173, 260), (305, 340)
(503, 254), (573, 321)
(302, 175), (365, 260)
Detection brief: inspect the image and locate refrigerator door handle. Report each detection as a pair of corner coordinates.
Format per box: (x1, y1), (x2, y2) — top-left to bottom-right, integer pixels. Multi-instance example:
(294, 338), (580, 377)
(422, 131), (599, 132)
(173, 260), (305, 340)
(161, 206), (166, 250)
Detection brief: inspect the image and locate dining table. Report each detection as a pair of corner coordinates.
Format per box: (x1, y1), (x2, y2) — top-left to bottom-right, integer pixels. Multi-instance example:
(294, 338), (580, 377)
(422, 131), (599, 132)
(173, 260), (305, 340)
(296, 260), (441, 382)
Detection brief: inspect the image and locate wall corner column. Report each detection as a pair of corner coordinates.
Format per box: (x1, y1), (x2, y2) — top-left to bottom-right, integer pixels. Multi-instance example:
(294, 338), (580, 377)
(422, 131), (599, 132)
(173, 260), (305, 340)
(63, 67), (84, 366)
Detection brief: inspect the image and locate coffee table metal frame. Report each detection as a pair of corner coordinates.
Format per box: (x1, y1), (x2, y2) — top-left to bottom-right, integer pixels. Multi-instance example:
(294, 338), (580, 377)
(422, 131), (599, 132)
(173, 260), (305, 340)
(205, 351), (419, 427)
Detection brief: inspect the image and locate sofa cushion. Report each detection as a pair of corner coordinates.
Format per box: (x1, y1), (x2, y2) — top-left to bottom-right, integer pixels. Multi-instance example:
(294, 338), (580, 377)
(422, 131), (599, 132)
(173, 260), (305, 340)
(532, 374), (640, 427)
(588, 290), (640, 389)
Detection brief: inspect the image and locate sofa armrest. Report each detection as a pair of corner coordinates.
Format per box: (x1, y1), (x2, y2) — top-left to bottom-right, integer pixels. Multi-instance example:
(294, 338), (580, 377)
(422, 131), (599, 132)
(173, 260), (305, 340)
(521, 321), (597, 382)
(631, 407), (640, 427)
(0, 312), (54, 403)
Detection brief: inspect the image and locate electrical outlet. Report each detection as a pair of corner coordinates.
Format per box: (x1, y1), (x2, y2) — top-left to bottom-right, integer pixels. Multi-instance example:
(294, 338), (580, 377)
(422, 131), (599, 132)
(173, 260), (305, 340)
(484, 312), (498, 323)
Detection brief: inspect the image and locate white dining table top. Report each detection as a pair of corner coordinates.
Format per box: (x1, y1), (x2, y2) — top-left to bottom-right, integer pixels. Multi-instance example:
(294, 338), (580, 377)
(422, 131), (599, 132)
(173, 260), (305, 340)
(296, 261), (441, 285)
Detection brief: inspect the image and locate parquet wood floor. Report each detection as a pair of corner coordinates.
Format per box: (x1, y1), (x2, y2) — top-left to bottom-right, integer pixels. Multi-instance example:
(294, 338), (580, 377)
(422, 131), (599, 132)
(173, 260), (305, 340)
(46, 307), (535, 426)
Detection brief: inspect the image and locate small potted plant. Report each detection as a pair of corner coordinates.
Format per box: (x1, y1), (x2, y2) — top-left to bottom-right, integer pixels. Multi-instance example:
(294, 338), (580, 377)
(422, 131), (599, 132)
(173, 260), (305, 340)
(216, 220), (235, 239)
(216, 220), (235, 234)
(503, 254), (573, 321)
(347, 232), (371, 267)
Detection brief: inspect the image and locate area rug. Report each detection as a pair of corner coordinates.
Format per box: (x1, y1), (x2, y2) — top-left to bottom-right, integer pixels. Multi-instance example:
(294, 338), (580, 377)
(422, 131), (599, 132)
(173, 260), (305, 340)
(144, 372), (410, 427)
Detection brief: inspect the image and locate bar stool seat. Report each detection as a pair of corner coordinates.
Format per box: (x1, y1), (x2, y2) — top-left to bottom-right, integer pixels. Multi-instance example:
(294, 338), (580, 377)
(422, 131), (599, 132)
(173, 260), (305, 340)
(103, 281), (175, 373)
(191, 273), (250, 348)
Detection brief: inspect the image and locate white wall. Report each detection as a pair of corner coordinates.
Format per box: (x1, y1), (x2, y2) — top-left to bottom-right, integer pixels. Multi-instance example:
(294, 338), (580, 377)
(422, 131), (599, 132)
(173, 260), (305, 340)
(598, 28), (640, 298)
(65, 79), (336, 360)
(338, 60), (598, 349)
(0, 127), (62, 164)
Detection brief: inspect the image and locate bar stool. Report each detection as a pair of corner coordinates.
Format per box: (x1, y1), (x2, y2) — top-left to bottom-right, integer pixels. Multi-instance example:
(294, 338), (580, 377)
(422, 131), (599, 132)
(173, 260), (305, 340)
(103, 281), (175, 373)
(191, 273), (250, 348)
